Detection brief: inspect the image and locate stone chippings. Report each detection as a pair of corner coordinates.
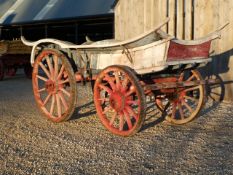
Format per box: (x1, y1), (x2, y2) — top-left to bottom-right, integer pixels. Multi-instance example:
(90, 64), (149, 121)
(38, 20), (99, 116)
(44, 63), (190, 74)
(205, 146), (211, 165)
(0, 72), (232, 175)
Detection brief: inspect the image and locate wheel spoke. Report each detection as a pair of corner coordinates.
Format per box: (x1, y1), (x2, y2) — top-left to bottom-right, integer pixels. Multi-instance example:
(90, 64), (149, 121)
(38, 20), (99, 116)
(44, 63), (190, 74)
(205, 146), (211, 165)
(59, 78), (70, 85)
(45, 56), (54, 78)
(126, 86), (136, 97)
(187, 74), (195, 81)
(171, 103), (177, 119)
(125, 106), (138, 121)
(102, 106), (113, 114)
(50, 95), (55, 115)
(184, 95), (198, 103)
(98, 98), (109, 102)
(185, 86), (200, 92)
(57, 65), (65, 80)
(60, 88), (71, 97)
(182, 100), (194, 113)
(119, 113), (124, 131)
(56, 94), (62, 117)
(123, 110), (133, 129)
(43, 93), (52, 106)
(114, 71), (120, 90)
(39, 62), (51, 79)
(109, 112), (118, 126)
(178, 103), (185, 119)
(98, 84), (113, 95)
(104, 74), (116, 91)
(38, 88), (46, 93)
(121, 77), (129, 91)
(59, 92), (68, 110)
(37, 75), (48, 82)
(54, 55), (59, 79)
(126, 100), (139, 106)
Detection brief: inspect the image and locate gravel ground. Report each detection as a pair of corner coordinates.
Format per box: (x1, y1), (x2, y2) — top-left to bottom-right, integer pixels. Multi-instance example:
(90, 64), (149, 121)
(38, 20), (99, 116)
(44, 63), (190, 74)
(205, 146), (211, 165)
(0, 71), (232, 175)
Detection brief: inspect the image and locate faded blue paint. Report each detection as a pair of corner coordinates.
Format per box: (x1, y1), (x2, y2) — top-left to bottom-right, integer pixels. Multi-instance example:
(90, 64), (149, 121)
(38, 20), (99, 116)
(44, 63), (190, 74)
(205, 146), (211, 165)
(0, 0), (115, 25)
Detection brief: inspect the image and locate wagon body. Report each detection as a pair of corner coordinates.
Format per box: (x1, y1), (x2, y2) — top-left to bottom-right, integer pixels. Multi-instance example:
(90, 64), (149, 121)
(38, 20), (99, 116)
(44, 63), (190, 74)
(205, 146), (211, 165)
(81, 38), (169, 74)
(21, 18), (228, 136)
(22, 18), (225, 74)
(82, 31), (215, 75)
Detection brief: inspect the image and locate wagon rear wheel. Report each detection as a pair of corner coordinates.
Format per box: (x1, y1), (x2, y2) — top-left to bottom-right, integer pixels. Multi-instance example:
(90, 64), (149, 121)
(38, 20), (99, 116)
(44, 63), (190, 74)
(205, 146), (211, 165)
(32, 49), (77, 122)
(0, 59), (4, 81)
(94, 65), (146, 136)
(156, 69), (205, 124)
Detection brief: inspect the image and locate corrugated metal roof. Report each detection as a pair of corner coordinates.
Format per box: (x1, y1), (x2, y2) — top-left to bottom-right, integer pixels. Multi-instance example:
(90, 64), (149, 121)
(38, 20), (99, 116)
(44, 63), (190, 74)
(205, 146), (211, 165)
(0, 0), (115, 25)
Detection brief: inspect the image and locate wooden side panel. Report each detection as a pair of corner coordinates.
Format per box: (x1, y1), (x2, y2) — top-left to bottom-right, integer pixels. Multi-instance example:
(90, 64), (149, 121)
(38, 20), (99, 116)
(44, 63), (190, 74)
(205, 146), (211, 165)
(144, 0), (153, 31)
(168, 0), (175, 36)
(176, 0), (184, 39)
(158, 0), (168, 32)
(167, 40), (211, 60)
(194, 1), (216, 38)
(115, 0), (168, 40)
(184, 0), (193, 40)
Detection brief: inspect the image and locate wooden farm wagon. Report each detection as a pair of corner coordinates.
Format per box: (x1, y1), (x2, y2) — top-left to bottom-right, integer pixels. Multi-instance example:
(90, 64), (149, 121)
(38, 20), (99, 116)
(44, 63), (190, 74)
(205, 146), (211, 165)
(22, 19), (228, 136)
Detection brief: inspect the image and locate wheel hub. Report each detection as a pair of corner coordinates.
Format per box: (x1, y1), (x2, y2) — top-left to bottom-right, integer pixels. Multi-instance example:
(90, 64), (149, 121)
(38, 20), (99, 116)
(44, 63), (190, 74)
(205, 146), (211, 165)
(46, 80), (59, 94)
(109, 91), (126, 112)
(168, 89), (186, 103)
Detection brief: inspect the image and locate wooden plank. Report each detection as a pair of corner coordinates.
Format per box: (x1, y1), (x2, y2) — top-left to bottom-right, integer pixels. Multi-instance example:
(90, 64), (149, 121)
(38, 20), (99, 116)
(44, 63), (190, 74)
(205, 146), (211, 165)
(168, 0), (175, 36)
(114, 1), (120, 40)
(217, 0), (233, 101)
(133, 0), (144, 38)
(144, 0), (153, 31)
(194, 0), (215, 38)
(184, 0), (193, 40)
(176, 0), (184, 39)
(158, 0), (168, 32)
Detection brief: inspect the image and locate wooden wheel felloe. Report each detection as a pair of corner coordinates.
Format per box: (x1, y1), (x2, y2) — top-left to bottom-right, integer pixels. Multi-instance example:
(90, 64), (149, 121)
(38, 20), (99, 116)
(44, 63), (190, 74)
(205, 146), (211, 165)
(94, 65), (146, 136)
(32, 49), (77, 122)
(0, 59), (4, 81)
(155, 69), (205, 124)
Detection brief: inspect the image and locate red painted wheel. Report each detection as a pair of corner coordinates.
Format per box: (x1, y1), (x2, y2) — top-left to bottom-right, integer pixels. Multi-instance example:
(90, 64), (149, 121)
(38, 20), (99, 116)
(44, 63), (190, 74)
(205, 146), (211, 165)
(94, 65), (146, 136)
(0, 59), (4, 81)
(155, 69), (205, 124)
(32, 49), (77, 122)
(24, 64), (32, 79)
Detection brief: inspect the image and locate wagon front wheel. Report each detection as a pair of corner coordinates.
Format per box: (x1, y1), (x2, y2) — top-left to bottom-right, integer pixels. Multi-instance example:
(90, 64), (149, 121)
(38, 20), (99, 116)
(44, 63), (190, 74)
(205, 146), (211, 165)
(33, 49), (77, 122)
(94, 66), (146, 136)
(156, 69), (205, 124)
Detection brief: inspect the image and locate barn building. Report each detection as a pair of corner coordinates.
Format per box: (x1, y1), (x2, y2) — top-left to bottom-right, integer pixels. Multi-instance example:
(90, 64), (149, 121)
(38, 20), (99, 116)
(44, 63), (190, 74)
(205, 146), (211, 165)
(0, 0), (115, 43)
(114, 0), (233, 102)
